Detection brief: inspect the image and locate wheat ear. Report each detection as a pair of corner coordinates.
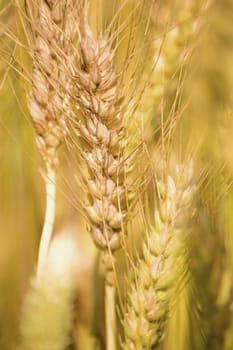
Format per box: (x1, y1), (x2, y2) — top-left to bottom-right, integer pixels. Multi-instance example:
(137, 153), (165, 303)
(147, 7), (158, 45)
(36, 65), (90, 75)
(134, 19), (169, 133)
(20, 234), (77, 350)
(27, 0), (75, 276)
(122, 161), (195, 349)
(72, 2), (133, 348)
(74, 10), (126, 264)
(143, 1), (204, 119)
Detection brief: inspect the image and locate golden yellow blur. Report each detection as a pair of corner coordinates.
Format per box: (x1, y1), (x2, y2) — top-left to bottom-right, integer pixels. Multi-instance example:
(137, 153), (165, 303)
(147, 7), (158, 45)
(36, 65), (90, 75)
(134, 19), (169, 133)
(1, 0), (233, 349)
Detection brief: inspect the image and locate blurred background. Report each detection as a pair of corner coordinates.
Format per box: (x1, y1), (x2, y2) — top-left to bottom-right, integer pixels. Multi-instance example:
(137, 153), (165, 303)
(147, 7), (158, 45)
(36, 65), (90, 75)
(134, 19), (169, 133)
(1, 0), (233, 349)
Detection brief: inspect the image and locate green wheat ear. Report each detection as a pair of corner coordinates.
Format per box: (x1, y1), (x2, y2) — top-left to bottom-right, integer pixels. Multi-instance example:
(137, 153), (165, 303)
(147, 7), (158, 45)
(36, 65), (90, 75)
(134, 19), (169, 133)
(20, 281), (73, 350)
(20, 234), (77, 350)
(122, 160), (196, 349)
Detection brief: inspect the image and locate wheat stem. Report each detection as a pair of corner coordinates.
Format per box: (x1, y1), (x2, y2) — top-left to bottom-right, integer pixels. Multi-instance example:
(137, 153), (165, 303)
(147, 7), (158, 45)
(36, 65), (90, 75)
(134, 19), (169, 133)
(105, 283), (117, 350)
(37, 165), (56, 277)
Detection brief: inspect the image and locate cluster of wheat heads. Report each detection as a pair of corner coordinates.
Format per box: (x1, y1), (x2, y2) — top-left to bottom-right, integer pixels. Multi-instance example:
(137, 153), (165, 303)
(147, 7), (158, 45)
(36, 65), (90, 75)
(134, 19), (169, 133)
(2, 0), (233, 349)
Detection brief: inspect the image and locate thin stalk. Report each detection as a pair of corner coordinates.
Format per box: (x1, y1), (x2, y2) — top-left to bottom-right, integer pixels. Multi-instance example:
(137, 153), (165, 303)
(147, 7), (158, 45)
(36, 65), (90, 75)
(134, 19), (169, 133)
(37, 165), (56, 277)
(91, 252), (100, 338)
(105, 282), (116, 350)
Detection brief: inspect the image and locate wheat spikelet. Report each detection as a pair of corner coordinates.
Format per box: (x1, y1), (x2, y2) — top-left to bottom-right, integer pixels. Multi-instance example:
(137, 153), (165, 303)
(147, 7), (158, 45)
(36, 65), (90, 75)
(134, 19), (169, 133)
(142, 1), (205, 121)
(70, 4), (139, 347)
(122, 161), (196, 349)
(69, 3), (147, 348)
(27, 0), (75, 169)
(72, 4), (130, 278)
(25, 0), (76, 275)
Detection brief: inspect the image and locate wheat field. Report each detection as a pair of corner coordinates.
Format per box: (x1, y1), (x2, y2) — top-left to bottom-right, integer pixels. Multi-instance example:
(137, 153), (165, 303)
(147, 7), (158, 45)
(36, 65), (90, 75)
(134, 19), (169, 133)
(1, 0), (233, 349)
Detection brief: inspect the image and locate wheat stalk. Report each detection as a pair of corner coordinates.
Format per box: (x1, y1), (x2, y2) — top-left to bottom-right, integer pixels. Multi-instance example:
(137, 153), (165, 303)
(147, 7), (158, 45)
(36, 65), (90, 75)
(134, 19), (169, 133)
(122, 160), (196, 349)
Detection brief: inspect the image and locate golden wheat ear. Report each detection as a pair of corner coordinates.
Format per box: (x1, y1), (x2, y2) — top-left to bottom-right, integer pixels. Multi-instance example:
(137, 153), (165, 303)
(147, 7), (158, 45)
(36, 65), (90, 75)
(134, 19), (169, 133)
(67, 2), (151, 348)
(25, 0), (77, 276)
(19, 2), (77, 349)
(72, 5), (129, 282)
(70, 5), (128, 348)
